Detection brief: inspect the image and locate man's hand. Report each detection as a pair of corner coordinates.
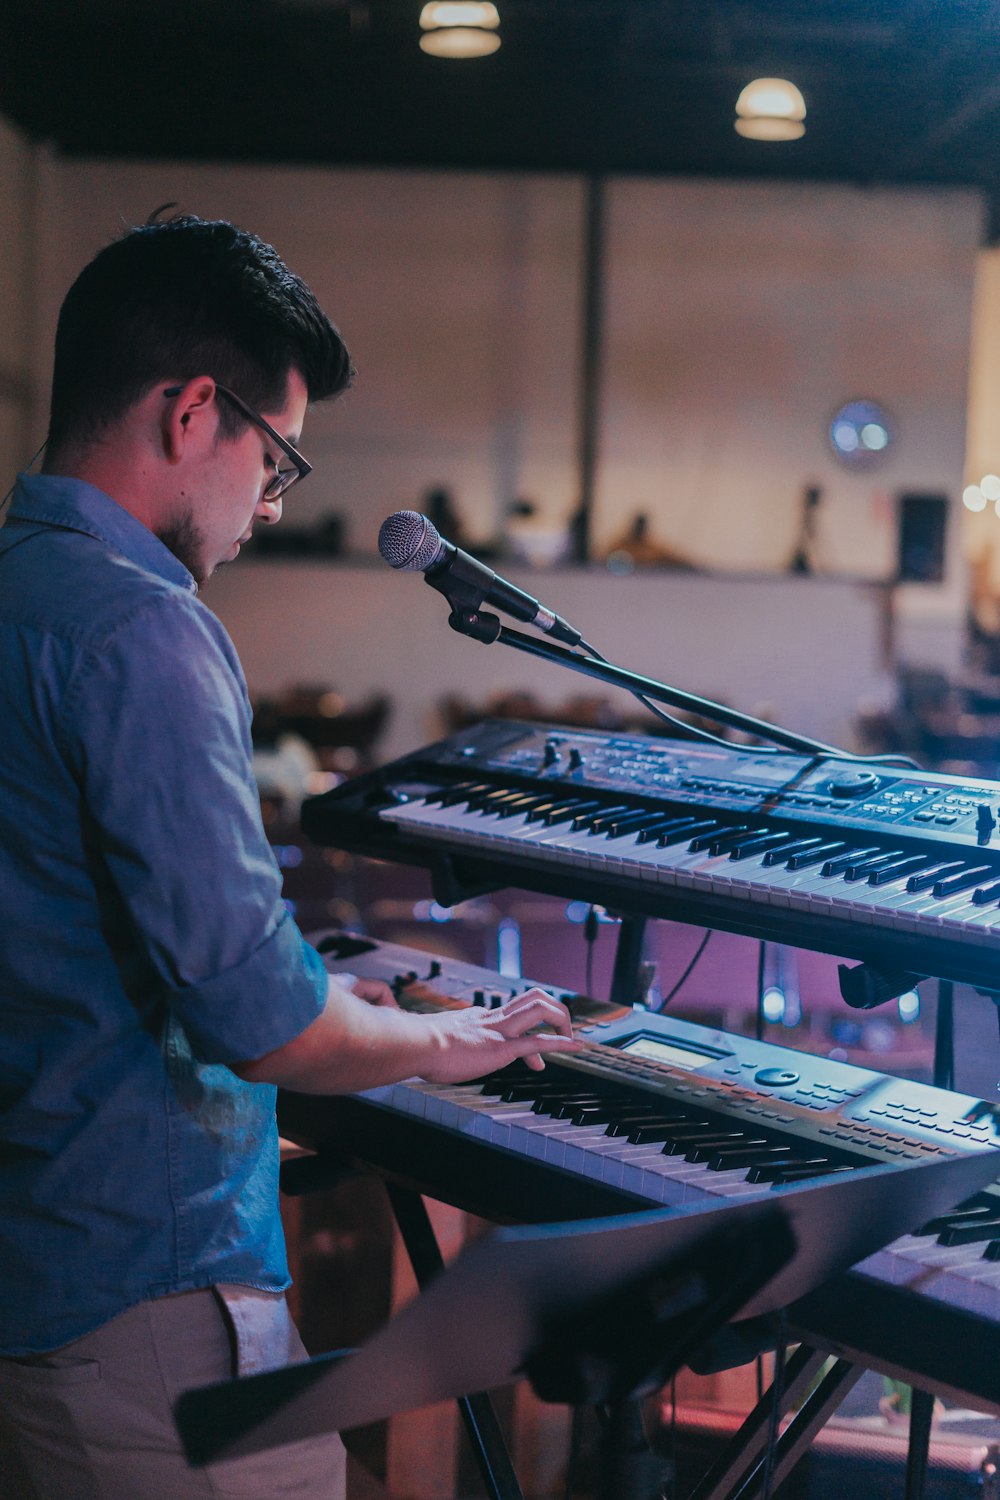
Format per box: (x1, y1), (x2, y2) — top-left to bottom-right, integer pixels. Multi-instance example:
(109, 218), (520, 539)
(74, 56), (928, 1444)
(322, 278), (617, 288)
(418, 987), (578, 1083)
(348, 976), (399, 1009)
(233, 979), (579, 1094)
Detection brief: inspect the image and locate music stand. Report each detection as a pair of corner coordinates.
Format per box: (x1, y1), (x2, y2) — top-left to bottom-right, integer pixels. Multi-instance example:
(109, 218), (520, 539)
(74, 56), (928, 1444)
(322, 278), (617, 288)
(177, 1147), (1000, 1500)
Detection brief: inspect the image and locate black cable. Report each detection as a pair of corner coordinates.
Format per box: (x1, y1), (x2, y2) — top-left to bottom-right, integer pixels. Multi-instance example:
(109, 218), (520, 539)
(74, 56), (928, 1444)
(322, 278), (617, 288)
(563, 1403), (586, 1500)
(658, 929), (712, 1009)
(755, 940), (766, 1043)
(576, 638), (916, 769)
(584, 905), (599, 995)
(666, 1377), (677, 1500)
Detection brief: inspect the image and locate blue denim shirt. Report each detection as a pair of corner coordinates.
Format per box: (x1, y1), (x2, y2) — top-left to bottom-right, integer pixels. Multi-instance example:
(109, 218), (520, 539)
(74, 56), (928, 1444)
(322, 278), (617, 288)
(0, 474), (328, 1353)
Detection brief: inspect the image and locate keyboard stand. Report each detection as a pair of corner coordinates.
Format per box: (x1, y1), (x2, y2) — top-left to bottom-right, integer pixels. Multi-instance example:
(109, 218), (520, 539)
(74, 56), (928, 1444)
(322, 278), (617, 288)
(384, 1182), (526, 1500)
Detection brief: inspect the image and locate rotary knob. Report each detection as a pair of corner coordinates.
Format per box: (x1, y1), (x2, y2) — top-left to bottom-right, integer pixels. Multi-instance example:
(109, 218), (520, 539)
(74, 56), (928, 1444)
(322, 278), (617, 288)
(827, 770), (879, 798)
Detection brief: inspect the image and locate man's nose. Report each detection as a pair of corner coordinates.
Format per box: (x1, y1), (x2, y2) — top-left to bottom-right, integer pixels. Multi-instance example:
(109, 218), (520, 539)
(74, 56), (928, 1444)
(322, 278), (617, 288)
(257, 493), (283, 525)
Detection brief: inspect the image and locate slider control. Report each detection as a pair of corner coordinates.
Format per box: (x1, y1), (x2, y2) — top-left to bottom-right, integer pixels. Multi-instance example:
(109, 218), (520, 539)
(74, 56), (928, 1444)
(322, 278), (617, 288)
(977, 804), (996, 844)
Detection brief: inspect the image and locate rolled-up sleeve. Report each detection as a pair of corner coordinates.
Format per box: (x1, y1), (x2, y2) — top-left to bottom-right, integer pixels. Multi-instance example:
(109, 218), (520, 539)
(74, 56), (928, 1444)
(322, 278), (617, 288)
(58, 591), (327, 1063)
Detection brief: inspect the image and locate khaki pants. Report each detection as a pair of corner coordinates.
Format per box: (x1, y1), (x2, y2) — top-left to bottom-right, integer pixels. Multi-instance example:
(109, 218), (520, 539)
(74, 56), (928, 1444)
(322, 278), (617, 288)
(0, 1288), (347, 1499)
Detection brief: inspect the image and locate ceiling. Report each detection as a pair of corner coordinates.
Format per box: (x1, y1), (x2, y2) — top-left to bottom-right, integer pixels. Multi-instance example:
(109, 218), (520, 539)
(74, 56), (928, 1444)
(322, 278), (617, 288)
(4, 0), (1000, 200)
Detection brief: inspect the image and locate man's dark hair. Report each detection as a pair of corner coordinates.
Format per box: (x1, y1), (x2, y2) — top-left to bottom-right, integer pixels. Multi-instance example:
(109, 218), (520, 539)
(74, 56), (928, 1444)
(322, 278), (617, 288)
(47, 211), (353, 451)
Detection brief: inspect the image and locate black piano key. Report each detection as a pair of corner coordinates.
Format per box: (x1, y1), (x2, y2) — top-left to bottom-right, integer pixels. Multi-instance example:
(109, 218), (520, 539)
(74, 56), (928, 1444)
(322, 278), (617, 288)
(981, 1239), (1000, 1260)
(706, 827), (758, 856)
(972, 880), (1000, 905)
(437, 781), (492, 806)
(689, 825), (750, 854)
(573, 804), (631, 833)
(637, 816), (701, 845)
(499, 1080), (585, 1101)
(906, 861), (967, 892)
(917, 1201), (998, 1236)
(663, 1130), (745, 1156)
(937, 1218), (1000, 1247)
(708, 1145), (794, 1171)
(496, 793), (548, 819)
(549, 798), (603, 826)
(685, 1136), (766, 1164)
(536, 804), (590, 828)
(533, 1093), (605, 1116)
(605, 810), (667, 839)
(627, 1120), (707, 1144)
(763, 838), (827, 867)
(605, 1111), (690, 1138)
(729, 831), (793, 860)
(869, 854), (931, 886)
(767, 1165), (854, 1186)
(465, 787), (518, 813)
(566, 1108), (618, 1127)
(820, 846), (882, 877)
(746, 1157), (833, 1184)
(658, 820), (722, 848)
(785, 841), (849, 871)
(843, 851), (906, 882)
(932, 865), (995, 899)
(524, 797), (573, 823)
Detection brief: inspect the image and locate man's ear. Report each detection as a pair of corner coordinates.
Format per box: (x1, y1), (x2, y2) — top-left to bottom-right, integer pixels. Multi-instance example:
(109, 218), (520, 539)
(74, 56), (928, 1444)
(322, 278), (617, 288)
(161, 377), (218, 463)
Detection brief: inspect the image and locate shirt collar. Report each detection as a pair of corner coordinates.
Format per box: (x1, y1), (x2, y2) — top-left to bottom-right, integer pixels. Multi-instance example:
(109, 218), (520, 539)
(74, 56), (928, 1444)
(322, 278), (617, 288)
(8, 472), (197, 593)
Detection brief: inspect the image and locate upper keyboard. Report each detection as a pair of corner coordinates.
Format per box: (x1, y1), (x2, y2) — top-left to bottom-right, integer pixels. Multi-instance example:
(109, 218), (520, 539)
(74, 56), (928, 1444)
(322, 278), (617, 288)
(301, 719), (1000, 990)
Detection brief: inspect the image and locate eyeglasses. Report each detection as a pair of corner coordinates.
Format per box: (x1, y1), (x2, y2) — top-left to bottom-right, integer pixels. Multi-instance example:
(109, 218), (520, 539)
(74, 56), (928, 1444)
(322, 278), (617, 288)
(163, 382), (312, 500)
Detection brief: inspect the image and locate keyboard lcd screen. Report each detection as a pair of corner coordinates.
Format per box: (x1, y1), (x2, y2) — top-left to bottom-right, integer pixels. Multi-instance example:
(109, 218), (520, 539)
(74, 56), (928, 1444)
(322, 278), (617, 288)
(620, 1036), (726, 1071)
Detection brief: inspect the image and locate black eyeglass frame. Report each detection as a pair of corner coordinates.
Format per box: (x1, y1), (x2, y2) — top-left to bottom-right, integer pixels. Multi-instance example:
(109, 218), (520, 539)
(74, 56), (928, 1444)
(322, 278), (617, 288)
(163, 382), (312, 500)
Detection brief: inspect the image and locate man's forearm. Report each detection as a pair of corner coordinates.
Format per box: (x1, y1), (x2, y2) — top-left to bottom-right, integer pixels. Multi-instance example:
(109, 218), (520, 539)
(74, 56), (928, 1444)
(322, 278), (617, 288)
(232, 977), (446, 1092)
(232, 975), (578, 1092)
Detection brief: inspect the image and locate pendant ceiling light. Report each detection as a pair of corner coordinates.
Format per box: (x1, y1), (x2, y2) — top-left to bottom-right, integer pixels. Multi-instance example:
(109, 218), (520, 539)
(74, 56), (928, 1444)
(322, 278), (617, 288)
(735, 78), (806, 141)
(419, 3), (501, 57)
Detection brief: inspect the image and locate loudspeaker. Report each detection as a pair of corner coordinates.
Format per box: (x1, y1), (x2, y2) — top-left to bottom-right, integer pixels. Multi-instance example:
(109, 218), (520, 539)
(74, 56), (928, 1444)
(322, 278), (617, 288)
(897, 493), (948, 583)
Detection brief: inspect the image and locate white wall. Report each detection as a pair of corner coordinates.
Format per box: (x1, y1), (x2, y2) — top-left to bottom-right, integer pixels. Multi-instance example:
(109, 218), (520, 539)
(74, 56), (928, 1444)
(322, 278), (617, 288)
(0, 115), (36, 489)
(12, 152), (984, 693)
(597, 179), (981, 604)
(963, 248), (1000, 590)
(27, 160), (585, 553)
(202, 561), (892, 762)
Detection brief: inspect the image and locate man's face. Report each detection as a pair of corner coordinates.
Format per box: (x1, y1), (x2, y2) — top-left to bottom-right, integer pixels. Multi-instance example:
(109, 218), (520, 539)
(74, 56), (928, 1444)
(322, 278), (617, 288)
(159, 369), (309, 585)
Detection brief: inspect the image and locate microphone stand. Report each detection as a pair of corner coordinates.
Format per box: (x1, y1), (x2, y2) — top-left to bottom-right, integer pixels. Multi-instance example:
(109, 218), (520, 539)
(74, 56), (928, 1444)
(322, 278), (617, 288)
(445, 603), (917, 1011)
(447, 605), (862, 763)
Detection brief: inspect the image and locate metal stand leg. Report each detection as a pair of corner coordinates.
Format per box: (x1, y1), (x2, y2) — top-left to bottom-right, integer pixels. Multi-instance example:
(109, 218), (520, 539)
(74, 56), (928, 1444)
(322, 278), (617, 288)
(610, 914), (647, 1007)
(934, 978), (954, 1091)
(892, 977), (955, 1500)
(384, 1183), (526, 1500)
(745, 1357), (862, 1498)
(687, 1346), (862, 1500)
(904, 1388), (934, 1500)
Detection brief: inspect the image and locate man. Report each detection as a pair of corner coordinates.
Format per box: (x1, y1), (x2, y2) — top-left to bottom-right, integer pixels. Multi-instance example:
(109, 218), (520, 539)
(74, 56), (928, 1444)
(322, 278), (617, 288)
(0, 213), (575, 1498)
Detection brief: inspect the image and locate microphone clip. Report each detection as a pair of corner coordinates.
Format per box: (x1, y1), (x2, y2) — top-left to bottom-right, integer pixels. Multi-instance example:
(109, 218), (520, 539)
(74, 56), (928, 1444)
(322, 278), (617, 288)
(447, 606), (503, 644)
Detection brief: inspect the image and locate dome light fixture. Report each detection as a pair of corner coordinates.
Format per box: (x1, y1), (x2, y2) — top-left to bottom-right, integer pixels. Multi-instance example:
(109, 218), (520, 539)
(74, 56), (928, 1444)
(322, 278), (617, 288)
(419, 2), (501, 57)
(735, 78), (806, 141)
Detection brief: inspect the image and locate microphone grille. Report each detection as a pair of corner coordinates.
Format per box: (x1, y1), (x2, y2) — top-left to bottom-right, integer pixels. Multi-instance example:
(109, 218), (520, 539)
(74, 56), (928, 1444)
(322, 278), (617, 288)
(378, 511), (442, 571)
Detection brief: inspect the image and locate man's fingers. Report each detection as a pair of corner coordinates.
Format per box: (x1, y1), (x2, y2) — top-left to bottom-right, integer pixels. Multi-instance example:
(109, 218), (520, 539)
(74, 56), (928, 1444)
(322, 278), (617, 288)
(349, 977), (400, 1009)
(498, 990), (574, 1038)
(507, 1031), (580, 1065)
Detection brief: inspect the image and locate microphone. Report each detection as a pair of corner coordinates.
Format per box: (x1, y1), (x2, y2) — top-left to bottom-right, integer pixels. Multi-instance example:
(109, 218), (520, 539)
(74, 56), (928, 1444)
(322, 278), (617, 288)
(378, 511), (583, 647)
